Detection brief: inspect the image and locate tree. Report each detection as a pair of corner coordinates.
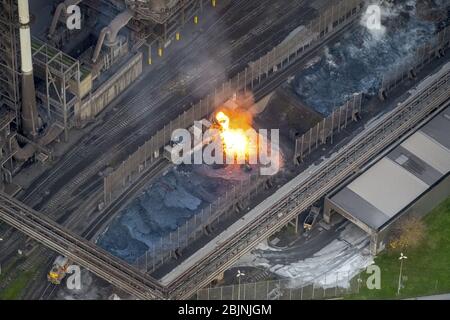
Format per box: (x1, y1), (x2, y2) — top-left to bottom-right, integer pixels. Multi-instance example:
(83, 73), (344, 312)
(389, 217), (426, 251)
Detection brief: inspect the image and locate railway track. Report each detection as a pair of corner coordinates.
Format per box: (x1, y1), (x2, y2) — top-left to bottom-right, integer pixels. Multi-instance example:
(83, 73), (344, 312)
(39, 283), (57, 300)
(0, 7), (448, 299)
(1, 0), (317, 262)
(29, 159), (170, 300)
(0, 2), (354, 298)
(20, 0), (314, 218)
(0, 0), (361, 299)
(2, 61), (448, 300)
(2, 0), (279, 247)
(0, 192), (166, 300)
(19, 1), (243, 206)
(164, 62), (450, 299)
(0, 0), (319, 296)
(82, 159), (170, 240)
(2, 0), (349, 297)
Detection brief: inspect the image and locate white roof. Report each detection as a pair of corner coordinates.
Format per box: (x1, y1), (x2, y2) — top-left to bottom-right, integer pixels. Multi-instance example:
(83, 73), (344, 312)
(347, 158), (428, 217)
(330, 105), (450, 230)
(401, 131), (450, 174)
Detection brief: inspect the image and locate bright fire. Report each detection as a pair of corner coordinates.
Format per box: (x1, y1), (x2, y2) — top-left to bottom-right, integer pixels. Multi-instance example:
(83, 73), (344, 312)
(215, 111), (251, 160)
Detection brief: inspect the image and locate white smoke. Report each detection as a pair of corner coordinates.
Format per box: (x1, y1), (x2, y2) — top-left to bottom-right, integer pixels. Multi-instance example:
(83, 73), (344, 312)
(360, 0), (404, 41)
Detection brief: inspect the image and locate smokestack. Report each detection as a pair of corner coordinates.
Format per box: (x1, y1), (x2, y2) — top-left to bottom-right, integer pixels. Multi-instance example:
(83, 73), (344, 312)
(18, 0), (39, 138)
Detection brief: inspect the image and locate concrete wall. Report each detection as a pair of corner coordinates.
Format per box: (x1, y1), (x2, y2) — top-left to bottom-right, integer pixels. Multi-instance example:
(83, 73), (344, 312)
(374, 173), (450, 253)
(325, 174), (450, 255)
(324, 196), (375, 236)
(103, 0), (364, 203)
(75, 52), (143, 124)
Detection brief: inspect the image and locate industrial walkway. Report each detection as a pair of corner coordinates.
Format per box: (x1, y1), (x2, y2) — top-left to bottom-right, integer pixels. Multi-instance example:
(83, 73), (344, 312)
(1, 61), (450, 299)
(164, 62), (450, 299)
(0, 192), (165, 300)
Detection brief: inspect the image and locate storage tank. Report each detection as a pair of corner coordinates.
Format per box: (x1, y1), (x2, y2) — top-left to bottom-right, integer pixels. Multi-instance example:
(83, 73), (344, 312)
(125, 0), (180, 23)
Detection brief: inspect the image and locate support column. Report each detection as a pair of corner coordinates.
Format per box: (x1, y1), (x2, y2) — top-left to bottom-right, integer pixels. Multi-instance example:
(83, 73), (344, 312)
(323, 198), (332, 224)
(369, 233), (378, 255)
(18, 0), (39, 138)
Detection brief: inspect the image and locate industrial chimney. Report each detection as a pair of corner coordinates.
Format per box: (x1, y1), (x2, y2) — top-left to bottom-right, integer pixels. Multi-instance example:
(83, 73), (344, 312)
(18, 0), (39, 138)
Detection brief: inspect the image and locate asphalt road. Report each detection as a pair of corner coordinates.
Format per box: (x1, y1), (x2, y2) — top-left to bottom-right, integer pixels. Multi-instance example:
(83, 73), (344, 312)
(408, 293), (450, 300)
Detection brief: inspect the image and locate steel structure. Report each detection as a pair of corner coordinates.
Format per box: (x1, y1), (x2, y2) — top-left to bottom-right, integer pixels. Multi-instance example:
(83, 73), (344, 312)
(0, 0), (20, 121)
(0, 110), (16, 187)
(0, 0), (448, 300)
(0, 62), (449, 299)
(165, 63), (450, 299)
(0, 0), (20, 186)
(0, 191), (165, 299)
(128, 0), (205, 50)
(104, 0), (363, 204)
(135, 171), (271, 273)
(125, 0), (184, 24)
(31, 38), (82, 139)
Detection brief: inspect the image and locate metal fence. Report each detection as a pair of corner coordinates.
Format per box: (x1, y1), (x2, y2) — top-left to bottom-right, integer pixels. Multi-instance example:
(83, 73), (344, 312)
(101, 0), (365, 275)
(243, 0), (362, 91)
(103, 0), (363, 205)
(135, 172), (272, 273)
(293, 25), (450, 165)
(293, 93), (363, 164)
(171, 62), (450, 299)
(196, 268), (450, 300)
(380, 25), (450, 98)
(104, 0), (362, 204)
(103, 81), (234, 205)
(196, 271), (362, 300)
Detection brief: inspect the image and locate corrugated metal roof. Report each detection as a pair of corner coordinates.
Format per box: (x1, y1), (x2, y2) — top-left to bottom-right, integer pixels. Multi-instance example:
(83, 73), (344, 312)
(329, 106), (450, 230)
(348, 158), (429, 217)
(387, 146), (442, 186)
(401, 131), (450, 174)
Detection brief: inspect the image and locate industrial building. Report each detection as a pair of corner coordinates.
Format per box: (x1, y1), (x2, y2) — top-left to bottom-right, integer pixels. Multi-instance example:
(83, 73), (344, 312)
(0, 0), (449, 301)
(0, 0), (207, 193)
(324, 105), (450, 254)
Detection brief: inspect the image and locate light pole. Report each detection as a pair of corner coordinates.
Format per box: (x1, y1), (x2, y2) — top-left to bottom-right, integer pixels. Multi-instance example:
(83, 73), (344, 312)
(236, 270), (245, 300)
(397, 252), (407, 295)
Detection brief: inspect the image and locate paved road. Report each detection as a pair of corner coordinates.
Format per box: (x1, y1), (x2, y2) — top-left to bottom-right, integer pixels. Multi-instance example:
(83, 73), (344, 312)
(408, 293), (450, 300)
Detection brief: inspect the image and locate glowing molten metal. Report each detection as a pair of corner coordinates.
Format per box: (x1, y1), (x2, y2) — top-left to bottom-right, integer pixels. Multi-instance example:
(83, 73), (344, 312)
(215, 111), (250, 159)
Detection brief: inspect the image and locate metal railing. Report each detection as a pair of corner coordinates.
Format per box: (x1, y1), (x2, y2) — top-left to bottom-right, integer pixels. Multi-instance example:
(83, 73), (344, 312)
(196, 271), (360, 300)
(167, 62), (450, 299)
(196, 269), (450, 300)
(380, 25), (450, 97)
(0, 192), (166, 300)
(103, 0), (363, 206)
(135, 172), (271, 273)
(293, 93), (363, 164)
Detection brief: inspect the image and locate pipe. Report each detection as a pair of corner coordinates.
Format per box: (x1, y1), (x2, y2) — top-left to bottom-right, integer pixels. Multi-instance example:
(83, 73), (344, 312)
(11, 138), (35, 162)
(18, 0), (39, 138)
(11, 124), (64, 162)
(92, 9), (133, 63)
(48, 0), (83, 38)
(92, 28), (109, 64)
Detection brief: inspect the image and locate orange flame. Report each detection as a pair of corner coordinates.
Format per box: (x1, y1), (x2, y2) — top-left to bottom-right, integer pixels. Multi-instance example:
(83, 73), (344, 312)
(215, 111), (251, 160)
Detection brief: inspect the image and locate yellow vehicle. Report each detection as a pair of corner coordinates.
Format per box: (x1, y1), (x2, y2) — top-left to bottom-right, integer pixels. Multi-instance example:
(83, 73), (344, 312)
(303, 207), (320, 231)
(47, 256), (70, 285)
